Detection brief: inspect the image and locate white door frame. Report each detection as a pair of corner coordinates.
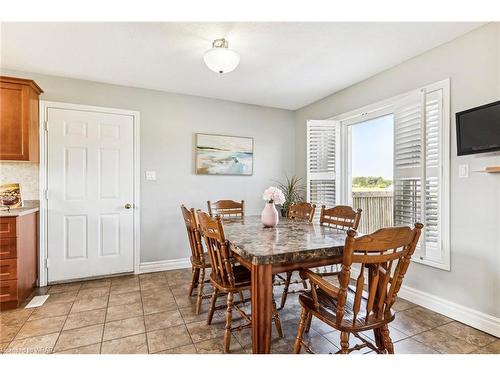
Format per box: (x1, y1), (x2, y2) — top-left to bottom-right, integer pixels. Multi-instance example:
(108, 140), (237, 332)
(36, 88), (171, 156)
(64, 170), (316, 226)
(38, 101), (141, 286)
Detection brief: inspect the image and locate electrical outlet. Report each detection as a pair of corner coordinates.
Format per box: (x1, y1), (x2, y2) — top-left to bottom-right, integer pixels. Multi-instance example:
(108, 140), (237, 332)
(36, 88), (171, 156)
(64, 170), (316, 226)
(145, 171), (156, 181)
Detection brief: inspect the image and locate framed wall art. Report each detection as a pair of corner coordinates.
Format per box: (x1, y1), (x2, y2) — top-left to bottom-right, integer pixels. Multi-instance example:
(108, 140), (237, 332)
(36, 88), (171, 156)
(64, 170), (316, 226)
(195, 133), (254, 176)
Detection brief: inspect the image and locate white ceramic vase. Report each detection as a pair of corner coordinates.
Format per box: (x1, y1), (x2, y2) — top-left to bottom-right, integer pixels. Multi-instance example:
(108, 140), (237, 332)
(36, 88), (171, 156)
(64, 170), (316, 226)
(261, 202), (279, 228)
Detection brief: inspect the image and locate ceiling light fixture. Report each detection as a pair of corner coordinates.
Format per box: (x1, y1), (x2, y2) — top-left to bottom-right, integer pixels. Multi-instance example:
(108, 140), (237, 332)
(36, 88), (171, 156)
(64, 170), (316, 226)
(203, 38), (240, 74)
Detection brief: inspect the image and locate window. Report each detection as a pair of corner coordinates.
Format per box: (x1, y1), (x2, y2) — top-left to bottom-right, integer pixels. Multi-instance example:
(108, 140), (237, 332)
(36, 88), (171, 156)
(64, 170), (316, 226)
(348, 113), (394, 234)
(307, 79), (450, 270)
(393, 81), (450, 269)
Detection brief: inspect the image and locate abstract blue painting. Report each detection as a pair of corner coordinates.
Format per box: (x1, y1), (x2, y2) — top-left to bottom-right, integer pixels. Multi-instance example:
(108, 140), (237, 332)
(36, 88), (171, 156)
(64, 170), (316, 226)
(195, 133), (253, 175)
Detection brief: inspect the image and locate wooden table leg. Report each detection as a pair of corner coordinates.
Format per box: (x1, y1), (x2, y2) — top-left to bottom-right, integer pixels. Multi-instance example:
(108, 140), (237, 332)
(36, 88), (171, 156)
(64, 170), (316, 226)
(251, 263), (273, 354)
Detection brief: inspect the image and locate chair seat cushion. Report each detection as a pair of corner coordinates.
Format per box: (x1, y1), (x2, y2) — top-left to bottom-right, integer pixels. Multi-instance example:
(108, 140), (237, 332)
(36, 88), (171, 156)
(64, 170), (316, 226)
(299, 286), (395, 331)
(209, 264), (278, 290)
(209, 264), (252, 289)
(232, 265), (277, 286)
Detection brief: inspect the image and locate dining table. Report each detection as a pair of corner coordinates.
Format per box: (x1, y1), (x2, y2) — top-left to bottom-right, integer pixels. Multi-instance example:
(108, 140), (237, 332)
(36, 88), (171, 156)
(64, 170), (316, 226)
(223, 215), (350, 354)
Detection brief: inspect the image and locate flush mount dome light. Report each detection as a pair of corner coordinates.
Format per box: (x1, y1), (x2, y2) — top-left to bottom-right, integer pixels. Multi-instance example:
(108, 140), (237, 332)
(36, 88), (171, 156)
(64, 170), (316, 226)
(203, 38), (240, 74)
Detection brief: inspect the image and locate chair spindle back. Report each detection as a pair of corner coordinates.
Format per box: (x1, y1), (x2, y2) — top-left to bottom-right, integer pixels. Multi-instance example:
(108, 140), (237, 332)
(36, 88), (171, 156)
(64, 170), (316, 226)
(197, 211), (235, 288)
(334, 224), (423, 328)
(180, 205), (205, 265)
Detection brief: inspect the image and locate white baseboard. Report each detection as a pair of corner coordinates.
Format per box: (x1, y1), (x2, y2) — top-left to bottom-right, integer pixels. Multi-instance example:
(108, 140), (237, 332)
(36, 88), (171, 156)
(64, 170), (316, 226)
(398, 285), (500, 338)
(138, 258), (191, 274)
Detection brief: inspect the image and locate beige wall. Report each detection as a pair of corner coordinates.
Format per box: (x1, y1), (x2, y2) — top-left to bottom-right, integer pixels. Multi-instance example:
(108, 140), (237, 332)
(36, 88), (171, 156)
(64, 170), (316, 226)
(1, 69), (296, 264)
(294, 23), (500, 318)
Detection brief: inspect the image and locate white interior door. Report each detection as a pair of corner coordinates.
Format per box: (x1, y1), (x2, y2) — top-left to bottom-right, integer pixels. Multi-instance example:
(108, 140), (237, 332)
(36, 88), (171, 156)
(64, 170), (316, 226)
(47, 106), (136, 282)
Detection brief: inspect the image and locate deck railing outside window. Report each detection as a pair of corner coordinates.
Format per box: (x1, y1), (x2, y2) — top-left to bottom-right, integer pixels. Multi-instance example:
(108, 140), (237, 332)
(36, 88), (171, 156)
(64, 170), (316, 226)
(352, 191), (393, 234)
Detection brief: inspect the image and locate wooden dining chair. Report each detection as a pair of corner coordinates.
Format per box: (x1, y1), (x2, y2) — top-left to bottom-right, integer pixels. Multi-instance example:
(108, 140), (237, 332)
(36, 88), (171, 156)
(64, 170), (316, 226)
(180, 205), (211, 315)
(277, 202), (316, 310)
(197, 211), (283, 353)
(207, 200), (244, 218)
(315, 205), (362, 277)
(278, 204), (362, 310)
(288, 202), (317, 221)
(293, 223), (423, 354)
(319, 205), (362, 231)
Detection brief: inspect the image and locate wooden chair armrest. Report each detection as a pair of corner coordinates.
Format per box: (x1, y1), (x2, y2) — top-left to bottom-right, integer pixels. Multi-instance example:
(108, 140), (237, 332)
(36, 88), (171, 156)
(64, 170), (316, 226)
(299, 269), (340, 299)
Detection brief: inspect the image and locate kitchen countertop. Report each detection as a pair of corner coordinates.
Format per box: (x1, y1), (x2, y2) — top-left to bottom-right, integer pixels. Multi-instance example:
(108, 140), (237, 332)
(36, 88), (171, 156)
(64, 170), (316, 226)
(0, 200), (39, 217)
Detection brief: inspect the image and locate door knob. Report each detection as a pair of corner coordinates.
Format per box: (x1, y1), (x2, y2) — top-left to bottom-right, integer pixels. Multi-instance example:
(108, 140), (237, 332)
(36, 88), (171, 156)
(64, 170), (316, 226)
(124, 203), (133, 209)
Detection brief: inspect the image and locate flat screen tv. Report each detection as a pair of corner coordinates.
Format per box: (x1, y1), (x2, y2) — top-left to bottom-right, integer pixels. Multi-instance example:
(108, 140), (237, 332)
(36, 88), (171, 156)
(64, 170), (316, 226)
(456, 100), (500, 156)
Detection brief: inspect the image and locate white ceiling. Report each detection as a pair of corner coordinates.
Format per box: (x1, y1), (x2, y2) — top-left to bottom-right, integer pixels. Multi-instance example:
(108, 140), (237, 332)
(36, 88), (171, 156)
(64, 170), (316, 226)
(0, 22), (483, 110)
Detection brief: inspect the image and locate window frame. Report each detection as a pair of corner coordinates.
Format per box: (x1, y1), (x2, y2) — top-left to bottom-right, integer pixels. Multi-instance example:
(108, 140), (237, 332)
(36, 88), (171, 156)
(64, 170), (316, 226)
(339, 106), (395, 206)
(311, 78), (450, 271)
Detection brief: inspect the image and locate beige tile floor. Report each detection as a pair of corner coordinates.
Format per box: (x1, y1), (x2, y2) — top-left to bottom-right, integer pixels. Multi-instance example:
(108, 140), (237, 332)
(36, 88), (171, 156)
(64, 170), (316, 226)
(1, 268), (498, 354)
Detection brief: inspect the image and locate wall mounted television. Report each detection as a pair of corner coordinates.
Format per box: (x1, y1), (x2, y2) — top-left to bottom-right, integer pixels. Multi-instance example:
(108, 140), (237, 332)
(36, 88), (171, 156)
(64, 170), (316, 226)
(456, 100), (500, 156)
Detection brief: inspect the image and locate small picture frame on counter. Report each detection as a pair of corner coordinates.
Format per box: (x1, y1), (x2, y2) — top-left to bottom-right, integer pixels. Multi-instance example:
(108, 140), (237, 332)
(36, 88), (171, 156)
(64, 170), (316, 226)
(0, 182), (23, 211)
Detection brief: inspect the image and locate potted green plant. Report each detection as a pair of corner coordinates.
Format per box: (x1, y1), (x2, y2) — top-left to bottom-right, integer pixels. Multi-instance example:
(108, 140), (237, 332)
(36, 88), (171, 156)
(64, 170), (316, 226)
(275, 175), (306, 217)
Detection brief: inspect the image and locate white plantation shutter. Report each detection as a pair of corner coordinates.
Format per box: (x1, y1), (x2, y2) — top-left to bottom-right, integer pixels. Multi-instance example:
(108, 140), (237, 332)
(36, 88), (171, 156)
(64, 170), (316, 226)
(394, 93), (423, 171)
(393, 81), (449, 268)
(393, 91), (423, 255)
(306, 120), (339, 209)
(424, 90), (442, 261)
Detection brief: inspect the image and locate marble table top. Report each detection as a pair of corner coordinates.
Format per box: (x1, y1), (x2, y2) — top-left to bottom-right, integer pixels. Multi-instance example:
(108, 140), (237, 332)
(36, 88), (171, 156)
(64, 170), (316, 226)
(223, 216), (348, 265)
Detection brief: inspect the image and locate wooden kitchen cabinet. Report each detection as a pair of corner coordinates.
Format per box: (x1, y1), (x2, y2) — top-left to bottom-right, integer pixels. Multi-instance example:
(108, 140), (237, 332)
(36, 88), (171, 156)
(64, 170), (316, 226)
(0, 76), (43, 161)
(0, 212), (38, 310)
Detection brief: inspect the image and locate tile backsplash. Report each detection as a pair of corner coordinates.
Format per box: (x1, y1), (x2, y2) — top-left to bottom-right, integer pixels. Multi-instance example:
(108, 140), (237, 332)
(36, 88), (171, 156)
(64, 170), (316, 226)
(0, 162), (39, 200)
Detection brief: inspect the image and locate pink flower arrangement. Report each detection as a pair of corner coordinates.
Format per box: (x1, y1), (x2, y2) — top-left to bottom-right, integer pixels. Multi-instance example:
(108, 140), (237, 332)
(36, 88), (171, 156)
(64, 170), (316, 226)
(262, 186), (285, 205)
